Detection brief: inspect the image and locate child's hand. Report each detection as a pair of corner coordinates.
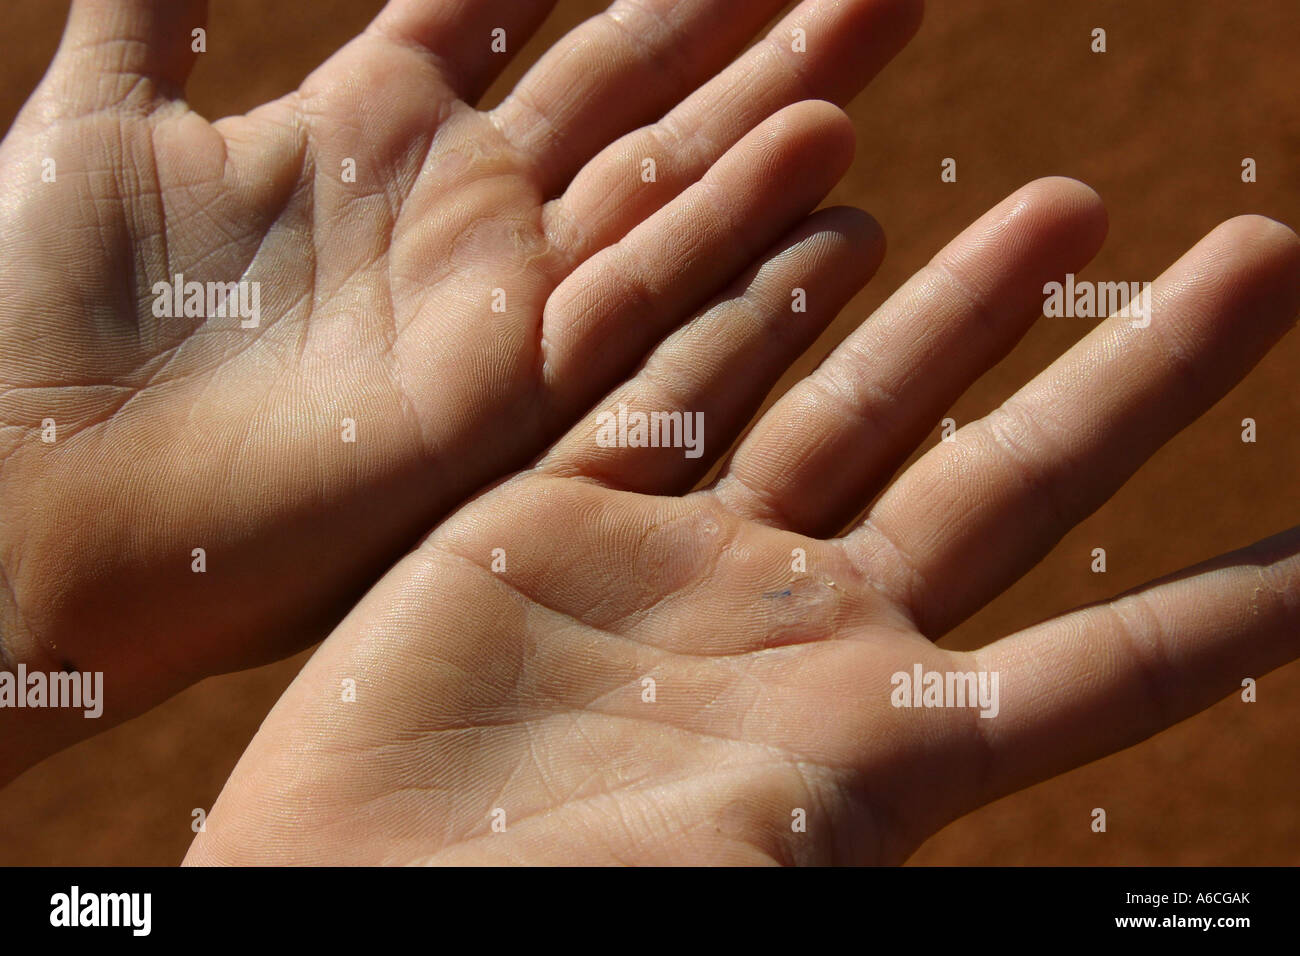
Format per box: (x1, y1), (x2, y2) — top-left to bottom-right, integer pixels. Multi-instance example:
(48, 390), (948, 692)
(0, 0), (919, 777)
(187, 179), (1300, 864)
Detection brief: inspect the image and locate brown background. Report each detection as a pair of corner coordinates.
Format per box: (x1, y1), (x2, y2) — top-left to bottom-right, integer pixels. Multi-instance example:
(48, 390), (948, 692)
(0, 0), (1295, 865)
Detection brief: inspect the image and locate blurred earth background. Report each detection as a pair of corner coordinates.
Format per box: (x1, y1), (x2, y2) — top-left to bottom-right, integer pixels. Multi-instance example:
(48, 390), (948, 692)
(0, 0), (1296, 864)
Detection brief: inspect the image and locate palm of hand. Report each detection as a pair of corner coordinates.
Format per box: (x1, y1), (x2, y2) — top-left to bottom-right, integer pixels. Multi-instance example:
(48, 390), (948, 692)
(0, 12), (851, 706)
(186, 180), (1300, 866)
(0, 0), (922, 780)
(0, 36), (579, 679)
(188, 472), (973, 865)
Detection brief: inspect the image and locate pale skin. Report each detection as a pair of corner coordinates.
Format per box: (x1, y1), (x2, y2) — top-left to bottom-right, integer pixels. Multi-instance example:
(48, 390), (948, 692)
(1, 1), (1297, 865)
(187, 181), (1300, 865)
(0, 0), (922, 779)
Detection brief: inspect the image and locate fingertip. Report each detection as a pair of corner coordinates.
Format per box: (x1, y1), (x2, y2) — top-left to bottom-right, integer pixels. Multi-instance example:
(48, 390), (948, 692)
(817, 204), (887, 274)
(1166, 214), (1300, 334)
(783, 98), (857, 144)
(762, 206), (885, 291)
(764, 98), (849, 128)
(1211, 214), (1300, 258)
(949, 177), (1109, 277)
(1028, 174), (1104, 210)
(753, 99), (857, 181)
(1018, 176), (1109, 241)
(1196, 215), (1300, 288)
(1220, 215), (1300, 317)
